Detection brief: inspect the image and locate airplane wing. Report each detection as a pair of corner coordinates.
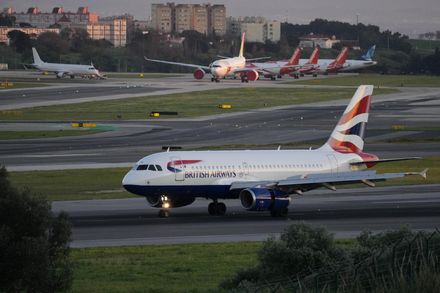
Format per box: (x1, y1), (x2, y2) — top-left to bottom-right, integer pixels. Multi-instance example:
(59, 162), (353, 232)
(247, 56), (271, 62)
(229, 169), (428, 191)
(144, 57), (210, 71)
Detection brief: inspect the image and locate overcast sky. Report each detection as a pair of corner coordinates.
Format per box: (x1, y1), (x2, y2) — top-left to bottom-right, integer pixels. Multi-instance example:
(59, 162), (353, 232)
(4, 0), (440, 36)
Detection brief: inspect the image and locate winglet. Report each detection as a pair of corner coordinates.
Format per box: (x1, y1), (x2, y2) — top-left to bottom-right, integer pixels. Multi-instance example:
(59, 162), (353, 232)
(239, 32), (245, 58)
(420, 168), (428, 179)
(405, 168), (428, 179)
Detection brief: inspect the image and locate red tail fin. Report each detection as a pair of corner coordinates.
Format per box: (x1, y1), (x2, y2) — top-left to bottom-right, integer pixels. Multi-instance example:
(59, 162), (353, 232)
(307, 47), (320, 65)
(287, 48), (302, 65)
(335, 47), (349, 65)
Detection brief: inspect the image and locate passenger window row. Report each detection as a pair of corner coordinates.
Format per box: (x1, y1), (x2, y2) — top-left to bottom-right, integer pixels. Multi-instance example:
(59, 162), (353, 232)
(136, 164), (163, 171)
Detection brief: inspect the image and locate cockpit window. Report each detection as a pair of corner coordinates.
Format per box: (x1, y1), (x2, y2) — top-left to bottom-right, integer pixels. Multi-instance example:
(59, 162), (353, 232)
(137, 164), (149, 170)
(88, 67), (95, 70)
(211, 64), (221, 68)
(156, 165), (163, 171)
(148, 165), (157, 171)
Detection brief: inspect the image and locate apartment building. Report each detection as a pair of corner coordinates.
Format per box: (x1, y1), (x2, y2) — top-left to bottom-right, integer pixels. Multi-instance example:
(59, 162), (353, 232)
(227, 16), (280, 43)
(151, 3), (226, 36)
(87, 18), (127, 47)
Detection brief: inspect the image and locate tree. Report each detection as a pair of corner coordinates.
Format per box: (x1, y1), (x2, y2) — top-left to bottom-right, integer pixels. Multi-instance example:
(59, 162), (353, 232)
(36, 32), (69, 63)
(0, 167), (72, 292)
(0, 14), (15, 26)
(7, 30), (32, 53)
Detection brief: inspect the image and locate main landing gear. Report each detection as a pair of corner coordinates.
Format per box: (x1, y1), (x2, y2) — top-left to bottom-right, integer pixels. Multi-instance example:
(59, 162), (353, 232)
(211, 77), (220, 83)
(241, 76), (249, 83)
(208, 200), (226, 216)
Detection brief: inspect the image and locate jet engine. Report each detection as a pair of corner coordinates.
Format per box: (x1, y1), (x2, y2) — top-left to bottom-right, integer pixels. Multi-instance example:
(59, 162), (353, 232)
(239, 188), (290, 211)
(246, 70), (259, 81)
(193, 68), (205, 80)
(146, 195), (195, 208)
(56, 72), (65, 78)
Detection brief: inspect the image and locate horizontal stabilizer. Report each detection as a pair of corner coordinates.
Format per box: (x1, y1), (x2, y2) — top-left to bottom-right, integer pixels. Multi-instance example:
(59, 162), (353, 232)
(350, 157), (421, 166)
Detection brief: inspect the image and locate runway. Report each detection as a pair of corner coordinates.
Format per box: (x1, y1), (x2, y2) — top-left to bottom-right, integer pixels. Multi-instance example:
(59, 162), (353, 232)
(2, 85), (439, 171)
(51, 184), (440, 247)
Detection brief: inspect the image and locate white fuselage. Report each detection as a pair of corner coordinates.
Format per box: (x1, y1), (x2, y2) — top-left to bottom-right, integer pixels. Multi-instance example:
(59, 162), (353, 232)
(211, 56), (246, 78)
(35, 62), (101, 77)
(274, 59), (376, 73)
(122, 148), (362, 194)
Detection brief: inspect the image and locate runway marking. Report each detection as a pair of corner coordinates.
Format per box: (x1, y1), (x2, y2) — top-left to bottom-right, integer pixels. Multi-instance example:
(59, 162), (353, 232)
(374, 199), (440, 204)
(19, 153), (101, 158)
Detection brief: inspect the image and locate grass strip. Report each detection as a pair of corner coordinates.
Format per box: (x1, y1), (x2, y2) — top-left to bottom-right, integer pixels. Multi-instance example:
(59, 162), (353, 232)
(290, 74), (440, 87)
(0, 81), (48, 89)
(9, 168), (134, 201)
(0, 129), (107, 140)
(0, 87), (396, 121)
(72, 242), (262, 293)
(8, 157), (437, 202)
(106, 72), (183, 78)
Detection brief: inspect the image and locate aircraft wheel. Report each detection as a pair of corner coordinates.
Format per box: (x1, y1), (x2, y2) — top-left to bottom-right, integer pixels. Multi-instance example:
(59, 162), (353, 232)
(211, 77), (215, 82)
(208, 202), (216, 215)
(215, 79), (220, 83)
(208, 202), (226, 216)
(300, 73), (304, 77)
(217, 202), (226, 215)
(270, 76), (276, 81)
(70, 75), (75, 79)
(313, 74), (318, 77)
(158, 209), (170, 218)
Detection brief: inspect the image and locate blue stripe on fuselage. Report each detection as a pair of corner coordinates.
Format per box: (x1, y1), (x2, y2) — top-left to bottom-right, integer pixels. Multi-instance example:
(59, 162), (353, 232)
(123, 184), (238, 199)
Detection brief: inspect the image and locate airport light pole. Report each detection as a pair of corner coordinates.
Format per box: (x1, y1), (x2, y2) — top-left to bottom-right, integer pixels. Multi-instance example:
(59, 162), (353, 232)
(356, 13), (360, 46)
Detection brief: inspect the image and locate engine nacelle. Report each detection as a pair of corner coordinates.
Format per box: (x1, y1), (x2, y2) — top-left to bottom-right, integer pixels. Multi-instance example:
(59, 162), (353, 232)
(239, 188), (290, 211)
(146, 195), (195, 208)
(246, 69), (259, 81)
(193, 68), (205, 80)
(56, 72), (65, 78)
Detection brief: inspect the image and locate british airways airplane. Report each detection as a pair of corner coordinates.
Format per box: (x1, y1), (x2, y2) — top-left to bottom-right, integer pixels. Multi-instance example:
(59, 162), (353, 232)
(122, 85), (427, 217)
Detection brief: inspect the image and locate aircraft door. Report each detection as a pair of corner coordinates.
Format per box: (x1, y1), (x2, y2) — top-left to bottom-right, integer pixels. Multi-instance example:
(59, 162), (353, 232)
(242, 162), (249, 176)
(326, 154), (338, 173)
(170, 156), (185, 181)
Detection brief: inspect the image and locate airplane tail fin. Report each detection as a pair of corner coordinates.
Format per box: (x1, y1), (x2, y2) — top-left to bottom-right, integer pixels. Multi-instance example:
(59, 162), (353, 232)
(307, 47), (320, 64)
(287, 48), (302, 65)
(324, 85), (374, 153)
(32, 47), (43, 65)
(335, 47), (349, 65)
(361, 45), (376, 61)
(239, 32), (245, 58)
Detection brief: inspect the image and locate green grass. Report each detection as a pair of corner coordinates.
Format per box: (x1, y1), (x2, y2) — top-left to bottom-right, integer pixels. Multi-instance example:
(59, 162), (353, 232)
(0, 87), (396, 121)
(106, 72), (183, 79)
(291, 74), (440, 87)
(9, 168), (133, 201)
(8, 156), (437, 202)
(72, 242), (262, 293)
(373, 156), (439, 186)
(0, 129), (107, 140)
(0, 81), (48, 89)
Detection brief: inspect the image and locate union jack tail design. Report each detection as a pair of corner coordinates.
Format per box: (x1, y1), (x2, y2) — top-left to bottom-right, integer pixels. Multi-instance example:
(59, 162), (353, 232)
(325, 85), (373, 153)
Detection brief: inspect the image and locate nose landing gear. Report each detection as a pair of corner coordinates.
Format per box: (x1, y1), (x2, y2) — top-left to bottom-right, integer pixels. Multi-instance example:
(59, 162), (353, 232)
(158, 195), (171, 218)
(208, 200), (226, 216)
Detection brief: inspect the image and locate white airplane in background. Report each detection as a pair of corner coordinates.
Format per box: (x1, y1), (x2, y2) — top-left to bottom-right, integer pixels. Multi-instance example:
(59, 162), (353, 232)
(295, 45), (377, 75)
(31, 47), (105, 79)
(247, 48), (302, 80)
(122, 85), (427, 217)
(145, 33), (280, 83)
(338, 45), (377, 72)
